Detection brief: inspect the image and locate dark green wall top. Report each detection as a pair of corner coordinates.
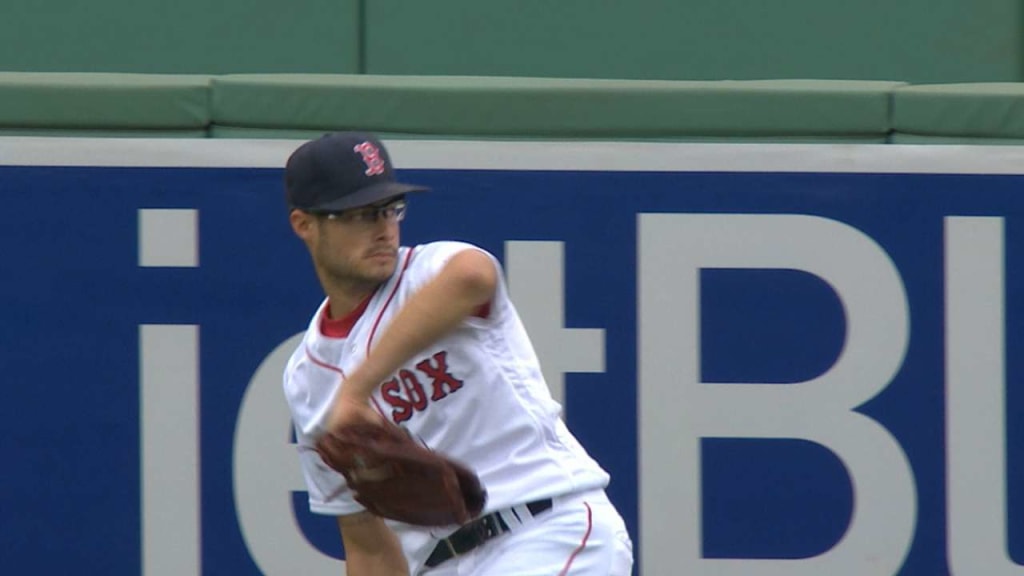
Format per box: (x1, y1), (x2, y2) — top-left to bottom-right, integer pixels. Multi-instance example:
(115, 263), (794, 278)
(0, 0), (1020, 83)
(366, 0), (1022, 83)
(0, 0), (361, 74)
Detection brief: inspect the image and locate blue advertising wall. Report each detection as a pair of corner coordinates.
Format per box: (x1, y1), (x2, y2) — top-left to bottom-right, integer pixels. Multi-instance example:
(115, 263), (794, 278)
(2, 139), (1023, 575)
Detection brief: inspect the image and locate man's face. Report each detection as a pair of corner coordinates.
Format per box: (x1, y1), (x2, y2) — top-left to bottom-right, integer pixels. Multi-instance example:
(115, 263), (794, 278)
(294, 196), (407, 290)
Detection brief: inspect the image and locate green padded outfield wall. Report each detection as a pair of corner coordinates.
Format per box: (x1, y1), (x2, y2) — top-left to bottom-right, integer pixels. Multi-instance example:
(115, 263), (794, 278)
(0, 0), (361, 74)
(206, 76), (901, 142)
(891, 83), (1024, 143)
(0, 0), (1020, 83)
(6, 73), (1024, 143)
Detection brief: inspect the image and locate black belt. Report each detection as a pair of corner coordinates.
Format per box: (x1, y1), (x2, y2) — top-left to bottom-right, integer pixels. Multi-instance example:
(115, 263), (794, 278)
(424, 498), (553, 568)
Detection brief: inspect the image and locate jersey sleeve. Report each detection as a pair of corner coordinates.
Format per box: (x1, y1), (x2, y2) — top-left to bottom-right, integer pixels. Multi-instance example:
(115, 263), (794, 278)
(295, 432), (366, 516)
(283, 342), (365, 515)
(407, 241), (506, 321)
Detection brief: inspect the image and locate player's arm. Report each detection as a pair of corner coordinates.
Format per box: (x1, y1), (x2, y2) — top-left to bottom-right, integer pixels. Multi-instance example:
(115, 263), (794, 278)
(337, 511), (409, 575)
(329, 248), (498, 426)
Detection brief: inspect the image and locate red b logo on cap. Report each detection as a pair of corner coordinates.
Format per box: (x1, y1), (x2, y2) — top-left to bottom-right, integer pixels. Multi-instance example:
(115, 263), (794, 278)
(353, 141), (386, 176)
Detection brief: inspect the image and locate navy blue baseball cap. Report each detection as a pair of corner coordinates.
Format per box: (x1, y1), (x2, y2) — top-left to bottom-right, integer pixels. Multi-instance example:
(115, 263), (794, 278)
(285, 132), (428, 213)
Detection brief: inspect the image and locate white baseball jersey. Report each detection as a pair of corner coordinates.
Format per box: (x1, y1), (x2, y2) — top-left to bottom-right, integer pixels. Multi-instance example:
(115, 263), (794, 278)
(283, 241), (611, 573)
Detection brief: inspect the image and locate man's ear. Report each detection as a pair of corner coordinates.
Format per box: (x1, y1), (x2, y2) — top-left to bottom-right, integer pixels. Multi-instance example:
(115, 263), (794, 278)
(289, 209), (315, 241)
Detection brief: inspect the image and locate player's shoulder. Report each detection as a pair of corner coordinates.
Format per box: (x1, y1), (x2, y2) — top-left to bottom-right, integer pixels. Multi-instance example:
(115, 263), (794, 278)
(407, 241), (497, 272)
(412, 240), (493, 261)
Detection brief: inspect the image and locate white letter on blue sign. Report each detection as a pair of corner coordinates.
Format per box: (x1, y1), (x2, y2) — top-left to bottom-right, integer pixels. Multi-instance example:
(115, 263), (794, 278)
(505, 240), (606, 408)
(945, 217), (1020, 575)
(233, 333), (340, 574)
(140, 325), (200, 576)
(639, 213), (916, 576)
(138, 208), (201, 576)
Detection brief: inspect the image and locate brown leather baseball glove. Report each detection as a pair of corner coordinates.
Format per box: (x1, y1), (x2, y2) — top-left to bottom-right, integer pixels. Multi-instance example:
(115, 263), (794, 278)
(315, 422), (487, 527)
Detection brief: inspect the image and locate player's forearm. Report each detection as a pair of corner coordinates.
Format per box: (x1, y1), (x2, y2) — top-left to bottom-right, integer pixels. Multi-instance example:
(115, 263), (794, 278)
(343, 553), (409, 576)
(341, 249), (497, 402)
(339, 514), (409, 576)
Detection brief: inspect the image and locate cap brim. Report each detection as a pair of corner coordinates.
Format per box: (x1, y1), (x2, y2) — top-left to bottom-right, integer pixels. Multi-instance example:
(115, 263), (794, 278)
(306, 181), (429, 213)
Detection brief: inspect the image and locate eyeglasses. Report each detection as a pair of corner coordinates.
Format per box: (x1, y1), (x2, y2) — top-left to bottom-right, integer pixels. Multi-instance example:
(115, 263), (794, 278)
(323, 200), (407, 224)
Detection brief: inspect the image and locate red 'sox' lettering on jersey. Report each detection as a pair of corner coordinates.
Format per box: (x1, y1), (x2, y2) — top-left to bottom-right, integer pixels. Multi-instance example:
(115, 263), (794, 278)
(418, 351), (464, 401)
(380, 377), (411, 422)
(399, 369), (429, 411)
(380, 350), (465, 423)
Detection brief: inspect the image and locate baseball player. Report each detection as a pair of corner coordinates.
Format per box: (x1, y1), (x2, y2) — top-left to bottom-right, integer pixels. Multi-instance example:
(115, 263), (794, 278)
(282, 132), (634, 575)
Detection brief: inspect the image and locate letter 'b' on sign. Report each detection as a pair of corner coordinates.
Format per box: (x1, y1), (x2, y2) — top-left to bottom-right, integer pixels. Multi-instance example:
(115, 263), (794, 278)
(638, 213), (916, 576)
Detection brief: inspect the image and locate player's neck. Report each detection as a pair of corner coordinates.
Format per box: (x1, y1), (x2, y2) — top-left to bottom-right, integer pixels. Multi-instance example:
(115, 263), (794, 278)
(314, 265), (384, 320)
(323, 291), (372, 317)
(323, 282), (379, 320)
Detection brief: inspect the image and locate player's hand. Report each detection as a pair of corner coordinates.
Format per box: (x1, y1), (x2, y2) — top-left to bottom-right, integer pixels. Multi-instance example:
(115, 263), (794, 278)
(326, 389), (383, 432)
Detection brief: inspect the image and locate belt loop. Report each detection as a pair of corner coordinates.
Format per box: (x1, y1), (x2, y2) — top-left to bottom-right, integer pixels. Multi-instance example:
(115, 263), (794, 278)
(425, 498), (554, 569)
(504, 504), (530, 527)
(444, 538), (458, 558)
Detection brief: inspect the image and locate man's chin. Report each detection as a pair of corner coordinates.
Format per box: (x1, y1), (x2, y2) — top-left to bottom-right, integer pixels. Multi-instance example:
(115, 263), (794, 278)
(367, 259), (398, 281)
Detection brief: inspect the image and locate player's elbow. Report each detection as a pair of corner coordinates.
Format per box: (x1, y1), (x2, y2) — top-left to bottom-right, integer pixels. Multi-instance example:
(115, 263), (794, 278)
(446, 249), (499, 306)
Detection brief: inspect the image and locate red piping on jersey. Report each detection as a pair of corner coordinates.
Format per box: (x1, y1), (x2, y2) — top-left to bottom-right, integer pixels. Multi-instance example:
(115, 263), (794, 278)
(304, 343), (388, 417)
(303, 247), (415, 421)
(304, 344), (344, 376)
(366, 247), (415, 354)
(558, 502), (593, 576)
